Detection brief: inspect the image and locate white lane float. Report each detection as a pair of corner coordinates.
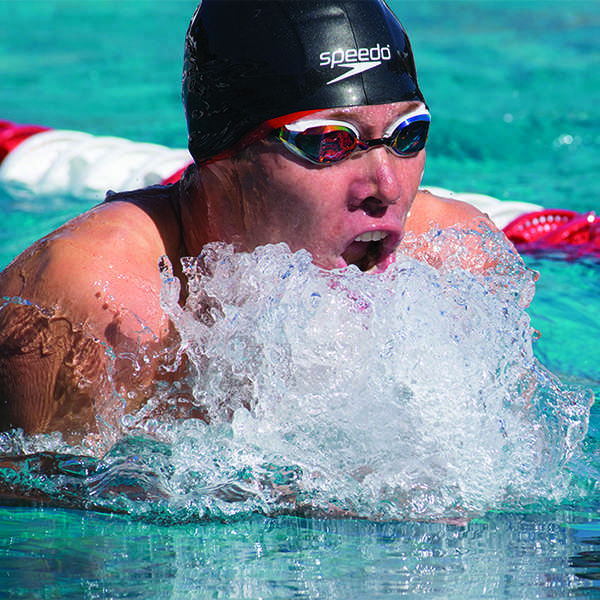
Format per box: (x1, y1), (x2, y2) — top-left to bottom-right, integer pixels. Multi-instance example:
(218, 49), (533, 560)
(1, 120), (598, 257)
(0, 120), (190, 200)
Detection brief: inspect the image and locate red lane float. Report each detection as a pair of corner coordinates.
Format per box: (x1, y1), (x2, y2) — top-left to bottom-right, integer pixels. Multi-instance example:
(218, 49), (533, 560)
(503, 209), (600, 258)
(0, 121), (50, 163)
(1, 120), (598, 257)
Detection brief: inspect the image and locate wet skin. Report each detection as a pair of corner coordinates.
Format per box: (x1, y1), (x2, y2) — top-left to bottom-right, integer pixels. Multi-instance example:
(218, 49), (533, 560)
(0, 102), (491, 437)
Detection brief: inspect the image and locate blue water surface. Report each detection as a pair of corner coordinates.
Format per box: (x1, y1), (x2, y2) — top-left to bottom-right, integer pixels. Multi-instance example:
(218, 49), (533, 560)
(1, 1), (600, 598)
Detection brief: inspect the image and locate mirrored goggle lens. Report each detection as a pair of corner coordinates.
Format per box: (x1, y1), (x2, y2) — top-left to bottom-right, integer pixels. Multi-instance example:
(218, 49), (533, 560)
(389, 119), (430, 156)
(291, 126), (358, 163)
(280, 112), (430, 164)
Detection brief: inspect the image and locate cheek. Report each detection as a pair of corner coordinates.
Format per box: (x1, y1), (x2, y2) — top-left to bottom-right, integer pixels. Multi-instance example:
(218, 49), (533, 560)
(257, 157), (340, 233)
(396, 150), (426, 187)
(389, 151), (427, 206)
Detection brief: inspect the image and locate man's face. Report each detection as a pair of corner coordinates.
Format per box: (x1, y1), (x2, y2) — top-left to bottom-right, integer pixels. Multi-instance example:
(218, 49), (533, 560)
(229, 101), (427, 272)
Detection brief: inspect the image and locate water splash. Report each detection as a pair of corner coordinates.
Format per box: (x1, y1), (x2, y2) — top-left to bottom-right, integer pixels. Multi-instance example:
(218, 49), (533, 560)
(154, 225), (592, 520)
(0, 225), (593, 521)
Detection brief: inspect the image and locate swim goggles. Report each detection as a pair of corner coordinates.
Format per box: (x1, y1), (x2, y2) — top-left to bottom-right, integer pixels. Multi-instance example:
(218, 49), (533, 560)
(276, 107), (430, 165)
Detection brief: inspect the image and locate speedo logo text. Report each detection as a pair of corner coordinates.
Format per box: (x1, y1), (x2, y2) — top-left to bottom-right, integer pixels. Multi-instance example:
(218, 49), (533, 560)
(319, 44), (392, 85)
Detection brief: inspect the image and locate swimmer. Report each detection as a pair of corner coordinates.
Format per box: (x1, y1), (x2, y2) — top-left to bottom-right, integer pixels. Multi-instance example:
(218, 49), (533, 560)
(0, 0), (495, 437)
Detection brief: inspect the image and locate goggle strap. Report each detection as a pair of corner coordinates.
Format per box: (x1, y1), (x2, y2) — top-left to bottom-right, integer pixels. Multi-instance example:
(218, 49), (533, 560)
(201, 109), (322, 164)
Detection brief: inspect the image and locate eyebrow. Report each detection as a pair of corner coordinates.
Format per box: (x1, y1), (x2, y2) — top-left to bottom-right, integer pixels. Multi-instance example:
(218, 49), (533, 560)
(324, 101), (424, 121)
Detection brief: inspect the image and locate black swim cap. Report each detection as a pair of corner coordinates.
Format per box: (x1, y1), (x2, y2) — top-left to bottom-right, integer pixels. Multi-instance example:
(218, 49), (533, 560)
(183, 0), (425, 164)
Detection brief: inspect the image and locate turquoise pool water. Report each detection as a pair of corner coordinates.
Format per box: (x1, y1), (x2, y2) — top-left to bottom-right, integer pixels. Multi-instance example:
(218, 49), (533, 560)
(1, 0), (600, 598)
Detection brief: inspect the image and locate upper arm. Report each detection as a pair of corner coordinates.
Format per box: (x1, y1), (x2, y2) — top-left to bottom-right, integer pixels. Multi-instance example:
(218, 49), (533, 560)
(0, 201), (174, 435)
(0, 300), (109, 434)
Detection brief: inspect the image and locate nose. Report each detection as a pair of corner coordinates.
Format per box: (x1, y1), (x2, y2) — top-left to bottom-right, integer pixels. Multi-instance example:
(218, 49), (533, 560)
(353, 146), (404, 213)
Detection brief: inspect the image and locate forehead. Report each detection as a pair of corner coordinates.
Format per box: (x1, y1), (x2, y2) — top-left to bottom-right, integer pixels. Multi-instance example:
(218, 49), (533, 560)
(307, 101), (425, 126)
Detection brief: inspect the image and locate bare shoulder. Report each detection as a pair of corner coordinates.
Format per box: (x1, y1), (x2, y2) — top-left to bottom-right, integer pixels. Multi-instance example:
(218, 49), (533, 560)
(0, 189), (178, 345)
(402, 190), (508, 273)
(0, 186), (183, 434)
(406, 189), (497, 235)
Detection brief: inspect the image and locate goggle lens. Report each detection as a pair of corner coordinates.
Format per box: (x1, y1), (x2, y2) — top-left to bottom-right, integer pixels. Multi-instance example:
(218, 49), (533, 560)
(278, 110), (430, 164)
(389, 119), (429, 156)
(294, 126), (358, 163)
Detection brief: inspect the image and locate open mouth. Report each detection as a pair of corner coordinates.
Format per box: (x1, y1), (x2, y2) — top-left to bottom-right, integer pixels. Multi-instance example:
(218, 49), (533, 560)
(342, 231), (394, 272)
